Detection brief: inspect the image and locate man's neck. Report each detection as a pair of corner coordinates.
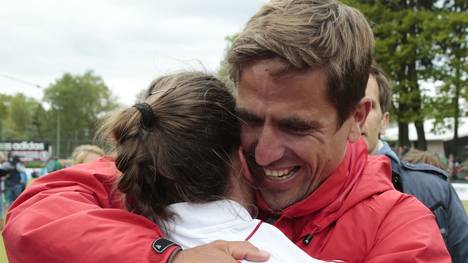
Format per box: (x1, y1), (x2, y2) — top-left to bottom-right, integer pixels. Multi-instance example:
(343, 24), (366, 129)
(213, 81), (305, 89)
(371, 140), (384, 155)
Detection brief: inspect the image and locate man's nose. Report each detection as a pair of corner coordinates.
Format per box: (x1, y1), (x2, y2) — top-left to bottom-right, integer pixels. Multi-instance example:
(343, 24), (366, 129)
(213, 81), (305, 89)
(255, 126), (284, 166)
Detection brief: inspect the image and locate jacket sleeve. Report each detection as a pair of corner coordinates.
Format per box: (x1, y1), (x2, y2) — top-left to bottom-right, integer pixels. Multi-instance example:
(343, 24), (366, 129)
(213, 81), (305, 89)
(365, 193), (451, 263)
(445, 183), (468, 263)
(2, 158), (179, 263)
(398, 163), (468, 262)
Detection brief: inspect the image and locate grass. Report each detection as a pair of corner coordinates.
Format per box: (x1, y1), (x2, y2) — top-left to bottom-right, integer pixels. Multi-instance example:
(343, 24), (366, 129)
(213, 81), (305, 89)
(0, 235), (7, 263)
(464, 200), (468, 214)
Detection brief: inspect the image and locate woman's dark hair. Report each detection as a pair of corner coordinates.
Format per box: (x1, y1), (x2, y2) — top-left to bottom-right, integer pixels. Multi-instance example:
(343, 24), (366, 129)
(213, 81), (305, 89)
(99, 72), (241, 221)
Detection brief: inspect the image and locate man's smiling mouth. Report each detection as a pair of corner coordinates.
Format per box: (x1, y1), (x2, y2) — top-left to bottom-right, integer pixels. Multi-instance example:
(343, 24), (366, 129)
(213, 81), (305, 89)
(264, 166), (300, 180)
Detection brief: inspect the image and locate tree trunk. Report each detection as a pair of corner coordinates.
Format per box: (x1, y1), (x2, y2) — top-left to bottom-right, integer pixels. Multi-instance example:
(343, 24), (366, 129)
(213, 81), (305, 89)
(414, 121), (427, 150)
(398, 122), (411, 148)
(453, 67), (460, 159)
(407, 12), (427, 150)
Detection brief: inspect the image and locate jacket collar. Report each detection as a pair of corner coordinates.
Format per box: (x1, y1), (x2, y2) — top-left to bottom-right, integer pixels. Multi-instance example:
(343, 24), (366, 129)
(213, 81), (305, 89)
(376, 140), (401, 175)
(165, 200), (252, 230)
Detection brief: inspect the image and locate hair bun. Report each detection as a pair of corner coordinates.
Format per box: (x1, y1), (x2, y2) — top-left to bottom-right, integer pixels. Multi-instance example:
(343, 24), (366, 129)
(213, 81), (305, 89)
(133, 102), (158, 131)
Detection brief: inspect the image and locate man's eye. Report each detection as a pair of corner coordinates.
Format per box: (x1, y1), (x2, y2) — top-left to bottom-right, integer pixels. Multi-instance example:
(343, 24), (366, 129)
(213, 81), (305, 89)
(283, 124), (311, 134)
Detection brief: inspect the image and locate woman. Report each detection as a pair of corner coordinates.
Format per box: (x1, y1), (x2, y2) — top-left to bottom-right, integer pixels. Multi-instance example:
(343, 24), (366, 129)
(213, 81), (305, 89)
(100, 72), (327, 262)
(71, 145), (106, 165)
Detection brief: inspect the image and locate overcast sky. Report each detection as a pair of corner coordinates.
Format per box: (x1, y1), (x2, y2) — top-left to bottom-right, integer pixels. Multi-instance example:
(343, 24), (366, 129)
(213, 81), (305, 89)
(0, 0), (267, 105)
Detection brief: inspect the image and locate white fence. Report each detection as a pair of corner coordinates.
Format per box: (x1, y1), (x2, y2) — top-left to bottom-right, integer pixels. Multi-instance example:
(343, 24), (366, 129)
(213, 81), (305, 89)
(453, 183), (468, 201)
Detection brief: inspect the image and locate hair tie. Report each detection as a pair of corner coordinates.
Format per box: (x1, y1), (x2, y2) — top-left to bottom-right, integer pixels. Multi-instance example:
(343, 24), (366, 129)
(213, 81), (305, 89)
(133, 103), (158, 131)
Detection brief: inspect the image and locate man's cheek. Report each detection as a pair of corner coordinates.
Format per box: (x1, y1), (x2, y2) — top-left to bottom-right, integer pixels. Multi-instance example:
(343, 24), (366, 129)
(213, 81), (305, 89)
(240, 129), (254, 148)
(238, 148), (255, 183)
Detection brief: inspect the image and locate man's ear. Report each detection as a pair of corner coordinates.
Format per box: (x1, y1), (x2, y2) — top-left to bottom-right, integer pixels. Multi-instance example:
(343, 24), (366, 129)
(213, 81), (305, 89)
(379, 112), (390, 135)
(348, 98), (371, 142)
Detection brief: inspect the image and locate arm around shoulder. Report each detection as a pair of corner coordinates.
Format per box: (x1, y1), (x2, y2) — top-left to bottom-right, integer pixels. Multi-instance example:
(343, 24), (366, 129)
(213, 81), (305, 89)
(2, 158), (177, 263)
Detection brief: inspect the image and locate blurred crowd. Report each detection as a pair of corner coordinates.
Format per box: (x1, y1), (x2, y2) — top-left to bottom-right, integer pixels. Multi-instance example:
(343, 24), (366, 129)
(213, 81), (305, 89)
(0, 144), (105, 220)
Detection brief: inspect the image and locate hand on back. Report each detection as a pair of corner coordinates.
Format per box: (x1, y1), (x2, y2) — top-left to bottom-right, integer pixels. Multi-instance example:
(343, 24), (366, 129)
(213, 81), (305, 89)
(172, 240), (270, 263)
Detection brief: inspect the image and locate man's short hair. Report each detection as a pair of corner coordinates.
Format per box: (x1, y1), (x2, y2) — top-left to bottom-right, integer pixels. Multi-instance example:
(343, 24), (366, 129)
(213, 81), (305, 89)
(370, 61), (392, 114)
(228, 0), (374, 125)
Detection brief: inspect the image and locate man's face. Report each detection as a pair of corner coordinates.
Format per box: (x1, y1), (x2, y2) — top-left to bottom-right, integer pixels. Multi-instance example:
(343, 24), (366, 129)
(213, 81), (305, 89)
(236, 59), (366, 211)
(362, 75), (389, 154)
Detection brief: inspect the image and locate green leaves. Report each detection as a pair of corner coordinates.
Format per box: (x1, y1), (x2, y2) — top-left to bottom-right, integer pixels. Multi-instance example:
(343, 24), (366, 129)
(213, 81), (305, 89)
(42, 71), (120, 157)
(0, 93), (42, 141)
(217, 33), (239, 90)
(346, 0), (467, 151)
(0, 71), (119, 158)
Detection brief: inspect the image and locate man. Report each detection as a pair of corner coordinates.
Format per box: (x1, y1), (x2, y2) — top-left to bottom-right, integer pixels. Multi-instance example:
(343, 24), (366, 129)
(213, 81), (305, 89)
(3, 0), (450, 262)
(362, 62), (468, 262)
(0, 152), (9, 220)
(2, 155), (24, 207)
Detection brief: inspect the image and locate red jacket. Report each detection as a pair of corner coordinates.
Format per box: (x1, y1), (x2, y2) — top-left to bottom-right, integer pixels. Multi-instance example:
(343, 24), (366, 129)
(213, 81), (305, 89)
(3, 140), (450, 262)
(257, 140), (450, 262)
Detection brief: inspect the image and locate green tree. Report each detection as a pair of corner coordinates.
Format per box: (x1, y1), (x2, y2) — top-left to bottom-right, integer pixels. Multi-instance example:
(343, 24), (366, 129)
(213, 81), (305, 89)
(217, 34), (238, 89)
(0, 93), (42, 141)
(43, 71), (119, 158)
(0, 93), (10, 140)
(430, 0), (468, 159)
(345, 0), (467, 150)
(30, 103), (51, 141)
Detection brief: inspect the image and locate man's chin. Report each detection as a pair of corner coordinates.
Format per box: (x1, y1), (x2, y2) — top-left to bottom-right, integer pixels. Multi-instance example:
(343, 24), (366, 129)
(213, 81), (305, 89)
(260, 189), (302, 211)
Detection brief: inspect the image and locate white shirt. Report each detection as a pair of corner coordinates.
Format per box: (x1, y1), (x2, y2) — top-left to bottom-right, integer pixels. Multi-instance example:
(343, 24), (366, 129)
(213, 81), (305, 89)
(162, 200), (328, 263)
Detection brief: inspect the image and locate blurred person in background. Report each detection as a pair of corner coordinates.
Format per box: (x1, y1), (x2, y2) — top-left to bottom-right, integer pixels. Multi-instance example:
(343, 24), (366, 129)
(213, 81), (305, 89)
(0, 152), (8, 221)
(71, 144), (105, 165)
(458, 158), (468, 181)
(402, 149), (448, 171)
(362, 61), (468, 262)
(0, 153), (7, 178)
(45, 156), (63, 173)
(18, 160), (28, 192)
(2, 154), (25, 208)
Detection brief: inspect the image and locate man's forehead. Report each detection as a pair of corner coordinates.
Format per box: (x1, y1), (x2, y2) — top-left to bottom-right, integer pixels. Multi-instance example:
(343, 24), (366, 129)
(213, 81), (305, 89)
(236, 70), (326, 100)
(240, 58), (291, 77)
(236, 105), (314, 125)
